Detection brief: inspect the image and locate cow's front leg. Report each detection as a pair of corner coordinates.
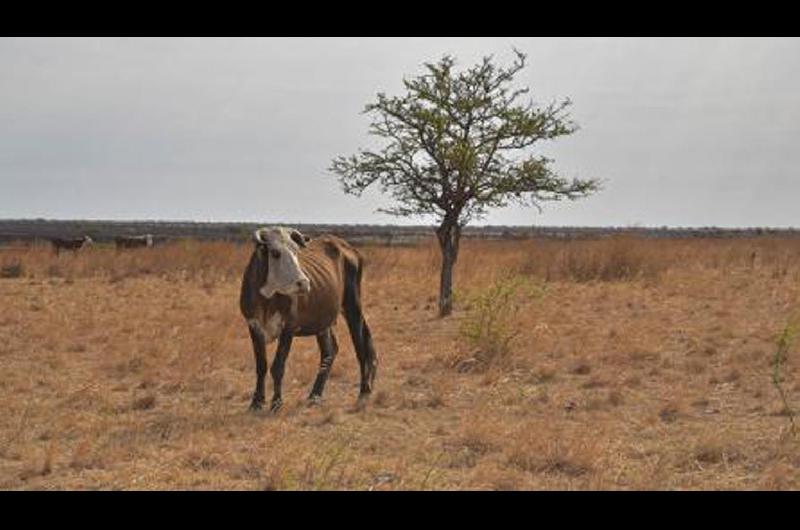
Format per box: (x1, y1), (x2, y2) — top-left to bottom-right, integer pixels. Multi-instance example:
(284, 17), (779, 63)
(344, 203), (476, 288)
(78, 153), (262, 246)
(247, 320), (267, 411)
(270, 329), (294, 413)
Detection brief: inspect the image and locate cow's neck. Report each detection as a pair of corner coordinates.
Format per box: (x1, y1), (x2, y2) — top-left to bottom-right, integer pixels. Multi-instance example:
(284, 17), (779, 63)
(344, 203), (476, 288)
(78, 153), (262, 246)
(261, 294), (294, 342)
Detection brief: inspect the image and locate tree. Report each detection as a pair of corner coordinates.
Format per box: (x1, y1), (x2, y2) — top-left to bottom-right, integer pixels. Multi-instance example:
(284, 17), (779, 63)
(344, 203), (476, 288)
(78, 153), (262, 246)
(331, 50), (600, 317)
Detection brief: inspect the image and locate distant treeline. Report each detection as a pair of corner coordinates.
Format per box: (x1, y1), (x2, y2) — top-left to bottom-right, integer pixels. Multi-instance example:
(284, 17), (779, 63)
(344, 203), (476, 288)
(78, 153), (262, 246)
(1, 219), (799, 246)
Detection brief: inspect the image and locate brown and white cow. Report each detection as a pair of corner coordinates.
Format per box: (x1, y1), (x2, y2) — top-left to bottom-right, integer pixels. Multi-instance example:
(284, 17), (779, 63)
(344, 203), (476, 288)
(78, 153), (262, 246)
(239, 226), (378, 412)
(114, 234), (154, 250)
(50, 235), (93, 255)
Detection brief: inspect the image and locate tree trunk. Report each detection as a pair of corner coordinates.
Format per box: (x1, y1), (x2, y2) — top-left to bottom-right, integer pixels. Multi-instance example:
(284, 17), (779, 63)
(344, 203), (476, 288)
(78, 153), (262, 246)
(436, 220), (461, 317)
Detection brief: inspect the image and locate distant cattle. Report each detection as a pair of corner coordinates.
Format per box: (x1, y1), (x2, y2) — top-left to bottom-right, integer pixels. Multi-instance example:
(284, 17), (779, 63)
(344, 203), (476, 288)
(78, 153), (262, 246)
(50, 236), (93, 255)
(114, 234), (154, 250)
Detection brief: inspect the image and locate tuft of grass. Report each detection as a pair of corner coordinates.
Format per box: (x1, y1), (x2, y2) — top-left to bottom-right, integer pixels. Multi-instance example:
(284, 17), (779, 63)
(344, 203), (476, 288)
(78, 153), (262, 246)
(458, 274), (546, 371)
(47, 264), (64, 277)
(1, 260), (24, 278)
(1, 403), (32, 458)
(772, 314), (799, 436)
(41, 441), (57, 476)
(296, 440), (352, 491)
(70, 439), (104, 471)
(131, 394), (157, 411)
(419, 451), (445, 490)
(261, 465), (287, 491)
(687, 430), (741, 470)
(444, 425), (495, 469)
(507, 435), (595, 478)
(659, 402), (683, 424)
(571, 359), (592, 375)
(373, 390), (390, 408)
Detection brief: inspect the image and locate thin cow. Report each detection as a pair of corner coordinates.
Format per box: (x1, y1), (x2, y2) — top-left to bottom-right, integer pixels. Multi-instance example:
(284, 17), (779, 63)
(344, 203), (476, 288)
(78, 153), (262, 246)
(115, 234), (153, 249)
(50, 235), (93, 255)
(239, 226), (378, 412)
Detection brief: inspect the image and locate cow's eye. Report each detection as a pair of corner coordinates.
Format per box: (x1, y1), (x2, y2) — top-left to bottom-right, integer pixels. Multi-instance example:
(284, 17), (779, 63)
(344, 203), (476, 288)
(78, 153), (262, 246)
(270, 249), (281, 260)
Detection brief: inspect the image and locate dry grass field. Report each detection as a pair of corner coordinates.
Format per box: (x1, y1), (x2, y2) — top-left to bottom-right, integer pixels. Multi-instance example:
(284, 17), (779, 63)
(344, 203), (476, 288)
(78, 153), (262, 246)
(2, 235), (800, 490)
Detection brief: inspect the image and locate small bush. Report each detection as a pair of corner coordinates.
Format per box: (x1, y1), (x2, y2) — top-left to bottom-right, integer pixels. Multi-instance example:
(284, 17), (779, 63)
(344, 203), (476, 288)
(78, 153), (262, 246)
(458, 274), (546, 370)
(773, 314), (799, 435)
(0, 260), (24, 278)
(47, 265), (63, 278)
(131, 394), (157, 411)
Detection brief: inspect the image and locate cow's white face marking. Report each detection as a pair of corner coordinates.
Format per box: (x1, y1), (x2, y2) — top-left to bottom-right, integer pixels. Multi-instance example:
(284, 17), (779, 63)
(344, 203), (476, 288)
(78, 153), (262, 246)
(254, 227), (311, 299)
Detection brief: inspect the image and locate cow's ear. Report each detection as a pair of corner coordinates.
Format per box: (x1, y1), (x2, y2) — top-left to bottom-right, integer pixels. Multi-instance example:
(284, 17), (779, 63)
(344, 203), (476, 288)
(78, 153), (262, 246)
(290, 229), (309, 248)
(252, 229), (266, 246)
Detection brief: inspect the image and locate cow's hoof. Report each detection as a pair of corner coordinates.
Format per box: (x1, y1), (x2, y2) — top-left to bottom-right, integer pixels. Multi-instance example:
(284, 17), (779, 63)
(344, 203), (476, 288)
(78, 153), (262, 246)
(307, 395), (323, 407)
(249, 400), (264, 412)
(269, 398), (283, 414)
(352, 396), (369, 412)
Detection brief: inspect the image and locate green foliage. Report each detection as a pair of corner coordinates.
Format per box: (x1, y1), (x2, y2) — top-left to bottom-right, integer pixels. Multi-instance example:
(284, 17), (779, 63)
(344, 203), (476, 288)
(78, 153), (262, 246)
(332, 49), (599, 317)
(283, 437), (353, 491)
(331, 49), (600, 225)
(0, 260), (24, 279)
(773, 314), (800, 436)
(459, 274), (547, 369)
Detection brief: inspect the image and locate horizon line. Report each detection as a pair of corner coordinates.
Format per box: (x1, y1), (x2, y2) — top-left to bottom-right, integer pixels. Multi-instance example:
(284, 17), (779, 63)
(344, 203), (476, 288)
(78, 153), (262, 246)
(1, 218), (799, 231)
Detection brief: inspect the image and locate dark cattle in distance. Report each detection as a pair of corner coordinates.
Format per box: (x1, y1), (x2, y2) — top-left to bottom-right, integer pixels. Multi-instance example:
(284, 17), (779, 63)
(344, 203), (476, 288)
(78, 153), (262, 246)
(50, 236), (93, 255)
(114, 234), (154, 250)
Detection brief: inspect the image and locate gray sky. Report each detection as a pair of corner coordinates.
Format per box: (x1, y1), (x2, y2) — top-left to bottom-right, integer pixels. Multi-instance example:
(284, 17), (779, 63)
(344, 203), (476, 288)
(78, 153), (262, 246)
(2, 37), (799, 227)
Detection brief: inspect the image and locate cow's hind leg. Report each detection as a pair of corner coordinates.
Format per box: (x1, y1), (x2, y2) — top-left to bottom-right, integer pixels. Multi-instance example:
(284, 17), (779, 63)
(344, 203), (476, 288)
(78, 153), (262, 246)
(247, 321), (268, 411)
(269, 329), (293, 413)
(343, 261), (378, 398)
(308, 328), (338, 404)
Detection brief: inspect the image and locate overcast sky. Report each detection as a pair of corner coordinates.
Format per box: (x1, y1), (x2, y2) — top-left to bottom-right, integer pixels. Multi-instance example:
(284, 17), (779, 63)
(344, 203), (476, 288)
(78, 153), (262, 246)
(2, 37), (799, 228)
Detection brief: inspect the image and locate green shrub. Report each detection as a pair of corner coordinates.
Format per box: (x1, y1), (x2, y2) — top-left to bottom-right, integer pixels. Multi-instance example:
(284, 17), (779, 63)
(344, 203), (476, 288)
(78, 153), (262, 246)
(0, 260), (24, 279)
(459, 274), (546, 370)
(773, 313), (800, 436)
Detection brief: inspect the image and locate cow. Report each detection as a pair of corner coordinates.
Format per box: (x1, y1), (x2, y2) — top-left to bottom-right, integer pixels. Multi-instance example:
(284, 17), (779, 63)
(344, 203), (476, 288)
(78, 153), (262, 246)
(240, 226), (378, 412)
(114, 234), (154, 250)
(50, 235), (93, 255)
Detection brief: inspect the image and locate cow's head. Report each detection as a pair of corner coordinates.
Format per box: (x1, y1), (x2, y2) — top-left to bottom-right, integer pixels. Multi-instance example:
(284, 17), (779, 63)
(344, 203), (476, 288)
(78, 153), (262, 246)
(82, 236), (94, 248)
(252, 227), (311, 299)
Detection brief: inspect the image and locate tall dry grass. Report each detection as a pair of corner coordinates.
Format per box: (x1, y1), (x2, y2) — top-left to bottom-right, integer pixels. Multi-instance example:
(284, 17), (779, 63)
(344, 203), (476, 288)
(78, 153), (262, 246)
(3, 235), (800, 287)
(357, 234), (800, 297)
(3, 233), (800, 490)
(0, 240), (250, 283)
